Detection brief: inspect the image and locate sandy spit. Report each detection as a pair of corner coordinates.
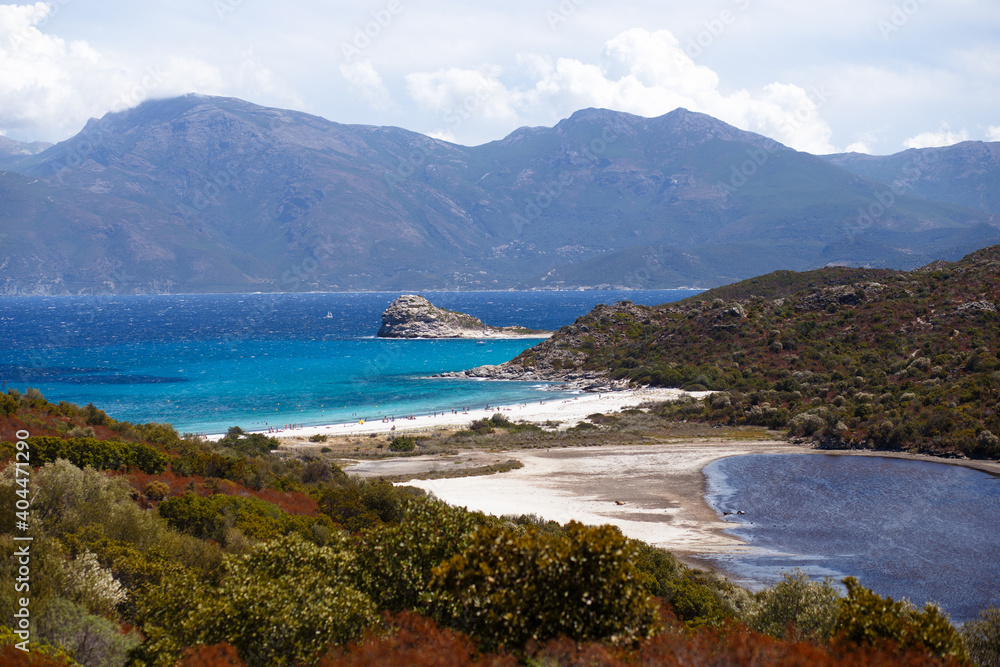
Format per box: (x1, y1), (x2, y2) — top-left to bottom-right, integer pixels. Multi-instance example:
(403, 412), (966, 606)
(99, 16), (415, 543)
(406, 440), (807, 557)
(210, 387), (711, 441)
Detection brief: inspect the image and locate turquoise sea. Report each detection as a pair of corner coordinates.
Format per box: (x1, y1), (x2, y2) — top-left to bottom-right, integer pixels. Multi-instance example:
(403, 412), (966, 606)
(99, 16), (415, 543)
(0, 290), (692, 434)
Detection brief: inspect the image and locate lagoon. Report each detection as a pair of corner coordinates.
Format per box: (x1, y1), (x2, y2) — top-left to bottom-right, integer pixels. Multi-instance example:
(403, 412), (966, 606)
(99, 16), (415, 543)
(703, 453), (1000, 622)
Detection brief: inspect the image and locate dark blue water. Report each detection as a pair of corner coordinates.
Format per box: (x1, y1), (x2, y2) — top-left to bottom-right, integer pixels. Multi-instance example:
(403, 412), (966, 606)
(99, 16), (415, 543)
(704, 454), (1000, 622)
(0, 290), (691, 434)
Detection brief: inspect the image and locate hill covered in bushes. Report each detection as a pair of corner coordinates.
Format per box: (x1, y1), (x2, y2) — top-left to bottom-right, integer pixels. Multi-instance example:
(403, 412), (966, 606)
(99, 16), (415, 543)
(510, 246), (1000, 459)
(1, 392), (994, 665)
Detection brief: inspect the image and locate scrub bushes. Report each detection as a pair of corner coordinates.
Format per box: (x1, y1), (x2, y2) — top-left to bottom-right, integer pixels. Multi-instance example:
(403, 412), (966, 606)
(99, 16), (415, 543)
(355, 497), (483, 613)
(743, 570), (841, 641)
(427, 521), (658, 651)
(835, 577), (967, 662)
(131, 534), (378, 667)
(27, 436), (169, 474)
(960, 605), (1000, 667)
(388, 435), (416, 452)
(156, 492), (335, 546)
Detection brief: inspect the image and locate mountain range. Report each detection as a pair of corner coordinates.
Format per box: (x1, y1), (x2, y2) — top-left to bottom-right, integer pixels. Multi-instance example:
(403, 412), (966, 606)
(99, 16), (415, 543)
(1, 94), (998, 294)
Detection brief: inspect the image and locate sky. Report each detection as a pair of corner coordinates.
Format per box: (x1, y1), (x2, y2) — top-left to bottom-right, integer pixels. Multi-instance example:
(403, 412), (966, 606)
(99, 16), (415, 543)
(1, 0), (998, 155)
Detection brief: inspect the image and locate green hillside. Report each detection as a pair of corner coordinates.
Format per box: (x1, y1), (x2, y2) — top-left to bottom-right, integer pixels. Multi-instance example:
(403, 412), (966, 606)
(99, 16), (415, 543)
(512, 246), (1000, 459)
(0, 392), (984, 665)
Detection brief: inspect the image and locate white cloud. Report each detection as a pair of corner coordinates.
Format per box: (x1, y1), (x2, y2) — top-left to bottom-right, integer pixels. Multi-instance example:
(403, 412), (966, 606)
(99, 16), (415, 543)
(987, 126), (1000, 141)
(0, 2), (302, 141)
(403, 29), (838, 153)
(231, 50), (303, 108)
(845, 142), (871, 154)
(903, 123), (970, 149)
(0, 2), (120, 137)
(339, 60), (393, 112)
(405, 65), (517, 137)
(3, 2), (996, 155)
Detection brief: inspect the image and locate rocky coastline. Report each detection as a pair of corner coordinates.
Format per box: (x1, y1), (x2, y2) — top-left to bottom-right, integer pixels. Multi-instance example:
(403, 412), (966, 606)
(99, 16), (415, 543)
(377, 295), (552, 339)
(435, 300), (653, 391)
(436, 362), (630, 392)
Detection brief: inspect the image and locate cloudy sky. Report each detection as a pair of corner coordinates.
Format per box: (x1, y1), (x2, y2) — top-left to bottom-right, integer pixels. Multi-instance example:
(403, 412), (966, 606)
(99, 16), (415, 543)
(2, 0), (998, 155)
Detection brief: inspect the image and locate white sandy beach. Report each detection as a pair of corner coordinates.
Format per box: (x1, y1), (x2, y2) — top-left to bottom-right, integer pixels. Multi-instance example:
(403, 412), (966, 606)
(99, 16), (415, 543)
(215, 386), (712, 441)
(405, 441), (806, 557)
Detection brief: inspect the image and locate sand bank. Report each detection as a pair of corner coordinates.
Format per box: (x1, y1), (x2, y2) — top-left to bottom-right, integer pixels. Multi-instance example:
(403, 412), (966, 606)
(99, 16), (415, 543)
(404, 440), (808, 557)
(217, 387), (711, 441)
(394, 442), (1000, 561)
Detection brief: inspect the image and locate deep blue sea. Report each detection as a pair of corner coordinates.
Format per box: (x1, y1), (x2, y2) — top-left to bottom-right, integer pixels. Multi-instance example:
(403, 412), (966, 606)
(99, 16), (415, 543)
(704, 454), (1000, 623)
(0, 290), (691, 435)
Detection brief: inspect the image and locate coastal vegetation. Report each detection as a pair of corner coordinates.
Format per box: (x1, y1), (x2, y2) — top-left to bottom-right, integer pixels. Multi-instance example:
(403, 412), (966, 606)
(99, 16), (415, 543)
(1, 391), (994, 665)
(388, 435), (416, 452)
(510, 245), (1000, 461)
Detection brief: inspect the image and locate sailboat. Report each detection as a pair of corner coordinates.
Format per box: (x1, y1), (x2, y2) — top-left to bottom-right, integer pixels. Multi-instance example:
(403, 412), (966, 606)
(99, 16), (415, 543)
(323, 311), (333, 319)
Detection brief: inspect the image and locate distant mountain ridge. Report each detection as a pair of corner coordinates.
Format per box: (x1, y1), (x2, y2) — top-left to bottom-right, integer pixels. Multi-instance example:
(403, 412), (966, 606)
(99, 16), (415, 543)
(1, 94), (997, 295)
(0, 135), (52, 168)
(824, 142), (1000, 215)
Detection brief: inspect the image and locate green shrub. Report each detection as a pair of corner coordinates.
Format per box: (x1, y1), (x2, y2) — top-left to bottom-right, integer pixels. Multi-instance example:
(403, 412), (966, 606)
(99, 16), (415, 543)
(0, 623), (81, 665)
(961, 605), (1000, 667)
(144, 481), (170, 501)
(36, 598), (141, 667)
(315, 479), (409, 533)
(835, 577), (966, 661)
(389, 436), (416, 452)
(669, 579), (727, 628)
(157, 492), (334, 546)
(82, 402), (110, 426)
(24, 436), (170, 474)
(355, 498), (482, 612)
(488, 413), (512, 427)
(0, 392), (17, 417)
(2, 460), (167, 548)
(428, 521), (658, 651)
(132, 534), (377, 667)
(629, 541), (683, 598)
(743, 570), (841, 641)
(216, 427), (280, 457)
(630, 540), (747, 625)
(308, 434), (329, 443)
(77, 540), (195, 624)
(0, 534), (68, 626)
(468, 418), (495, 434)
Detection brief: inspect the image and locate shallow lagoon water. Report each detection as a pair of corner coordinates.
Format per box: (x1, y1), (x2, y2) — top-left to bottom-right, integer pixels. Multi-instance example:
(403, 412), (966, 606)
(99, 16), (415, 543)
(704, 453), (1000, 622)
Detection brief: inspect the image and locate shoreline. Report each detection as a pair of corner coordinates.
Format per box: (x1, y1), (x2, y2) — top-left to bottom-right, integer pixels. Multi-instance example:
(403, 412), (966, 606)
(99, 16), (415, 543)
(403, 440), (804, 560)
(377, 332), (554, 340)
(341, 439), (1000, 572)
(210, 386), (712, 441)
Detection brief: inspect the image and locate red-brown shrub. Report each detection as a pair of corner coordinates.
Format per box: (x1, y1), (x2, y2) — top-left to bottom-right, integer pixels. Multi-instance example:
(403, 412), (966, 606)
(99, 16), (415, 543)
(320, 612), (516, 667)
(126, 469), (319, 516)
(177, 642), (245, 666)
